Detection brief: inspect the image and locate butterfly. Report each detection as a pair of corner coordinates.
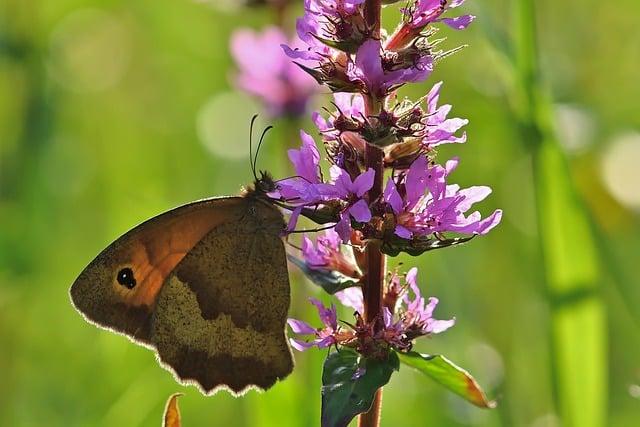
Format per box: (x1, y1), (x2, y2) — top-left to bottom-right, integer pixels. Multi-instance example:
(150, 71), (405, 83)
(70, 120), (293, 395)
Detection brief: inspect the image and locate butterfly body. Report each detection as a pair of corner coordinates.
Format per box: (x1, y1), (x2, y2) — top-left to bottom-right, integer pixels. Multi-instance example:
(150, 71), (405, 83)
(70, 189), (293, 395)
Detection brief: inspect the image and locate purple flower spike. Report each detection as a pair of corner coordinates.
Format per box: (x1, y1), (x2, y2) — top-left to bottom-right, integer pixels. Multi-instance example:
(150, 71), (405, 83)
(231, 27), (317, 118)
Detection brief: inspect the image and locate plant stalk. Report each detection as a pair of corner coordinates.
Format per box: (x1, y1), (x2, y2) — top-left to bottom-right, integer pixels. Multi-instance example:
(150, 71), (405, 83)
(513, 1), (607, 426)
(359, 1), (385, 427)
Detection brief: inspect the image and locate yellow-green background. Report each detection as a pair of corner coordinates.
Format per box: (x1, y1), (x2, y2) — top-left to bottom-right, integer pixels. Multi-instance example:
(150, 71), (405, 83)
(1, 0), (638, 426)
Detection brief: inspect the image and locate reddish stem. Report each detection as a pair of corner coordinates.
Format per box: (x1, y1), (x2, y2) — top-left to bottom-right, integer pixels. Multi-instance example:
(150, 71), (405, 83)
(362, 139), (385, 325)
(358, 389), (383, 427)
(359, 2), (386, 427)
(364, 0), (382, 39)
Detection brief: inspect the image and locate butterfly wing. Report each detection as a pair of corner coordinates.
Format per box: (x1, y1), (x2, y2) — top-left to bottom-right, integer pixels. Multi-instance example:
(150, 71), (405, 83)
(70, 196), (292, 394)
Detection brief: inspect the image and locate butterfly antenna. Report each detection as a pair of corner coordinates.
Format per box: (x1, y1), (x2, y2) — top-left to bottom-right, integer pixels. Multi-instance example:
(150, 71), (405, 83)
(253, 124), (273, 177)
(249, 114), (259, 181)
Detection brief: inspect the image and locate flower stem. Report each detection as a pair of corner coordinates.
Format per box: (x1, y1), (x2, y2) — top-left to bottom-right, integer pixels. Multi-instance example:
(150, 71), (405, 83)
(359, 2), (385, 427)
(358, 388), (383, 427)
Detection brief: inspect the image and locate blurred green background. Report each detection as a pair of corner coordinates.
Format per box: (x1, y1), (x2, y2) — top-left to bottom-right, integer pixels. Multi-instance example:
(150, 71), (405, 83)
(1, 0), (639, 426)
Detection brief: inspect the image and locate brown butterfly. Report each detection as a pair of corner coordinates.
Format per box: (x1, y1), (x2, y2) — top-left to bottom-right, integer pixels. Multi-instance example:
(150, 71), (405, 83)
(70, 123), (293, 396)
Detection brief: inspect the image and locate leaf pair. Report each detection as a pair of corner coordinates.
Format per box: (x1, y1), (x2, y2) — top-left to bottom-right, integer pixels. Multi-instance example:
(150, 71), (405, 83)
(321, 349), (495, 427)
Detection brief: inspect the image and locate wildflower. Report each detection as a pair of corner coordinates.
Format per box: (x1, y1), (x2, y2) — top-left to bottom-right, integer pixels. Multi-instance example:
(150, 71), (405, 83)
(291, 267), (454, 353)
(302, 229), (362, 278)
(401, 267), (455, 338)
(318, 166), (375, 241)
(282, 17), (359, 92)
(384, 155), (502, 238)
(299, 0), (369, 53)
(405, 0), (475, 31)
(230, 27), (317, 118)
(422, 81), (468, 147)
(348, 39), (432, 99)
(386, 0), (475, 51)
(313, 92), (366, 142)
(287, 298), (349, 351)
(276, 131), (326, 230)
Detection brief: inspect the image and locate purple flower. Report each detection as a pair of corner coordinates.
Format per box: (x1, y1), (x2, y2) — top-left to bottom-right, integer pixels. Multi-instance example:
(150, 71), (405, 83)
(401, 267), (455, 336)
(334, 267), (454, 350)
(319, 166), (375, 241)
(302, 229), (362, 278)
(230, 27), (317, 118)
(335, 286), (365, 314)
(287, 298), (341, 351)
(385, 155), (502, 238)
(276, 131), (327, 230)
(313, 92), (366, 140)
(297, 0), (368, 53)
(406, 0), (475, 31)
(423, 81), (468, 147)
(349, 39), (432, 99)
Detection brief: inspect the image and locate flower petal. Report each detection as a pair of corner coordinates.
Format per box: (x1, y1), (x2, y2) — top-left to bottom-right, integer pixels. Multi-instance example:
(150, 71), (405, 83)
(348, 199), (372, 223)
(353, 168), (375, 197)
(287, 318), (317, 335)
(440, 14), (476, 30)
(335, 286), (364, 314)
(384, 178), (403, 214)
(290, 338), (315, 351)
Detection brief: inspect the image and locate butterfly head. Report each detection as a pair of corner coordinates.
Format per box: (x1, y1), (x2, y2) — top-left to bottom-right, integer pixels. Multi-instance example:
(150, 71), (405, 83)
(243, 170), (278, 200)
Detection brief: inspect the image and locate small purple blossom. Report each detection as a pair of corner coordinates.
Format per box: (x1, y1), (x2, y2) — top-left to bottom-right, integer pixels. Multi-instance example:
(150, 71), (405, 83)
(316, 267), (455, 350)
(405, 0), (475, 31)
(230, 27), (317, 118)
(385, 155), (502, 239)
(287, 298), (341, 351)
(302, 229), (362, 278)
(276, 131), (326, 230)
(319, 166), (375, 241)
(423, 81), (468, 147)
(312, 92), (366, 141)
(349, 39), (432, 99)
(402, 267), (455, 337)
(298, 0), (368, 52)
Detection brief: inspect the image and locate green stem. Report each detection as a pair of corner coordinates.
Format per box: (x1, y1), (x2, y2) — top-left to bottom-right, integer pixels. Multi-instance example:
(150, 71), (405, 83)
(513, 1), (607, 426)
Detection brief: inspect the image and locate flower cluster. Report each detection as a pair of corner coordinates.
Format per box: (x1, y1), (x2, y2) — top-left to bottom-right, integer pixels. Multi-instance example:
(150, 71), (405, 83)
(288, 266), (455, 354)
(231, 27), (318, 118)
(274, 87), (501, 244)
(262, 0), (501, 359)
(228, 0), (501, 419)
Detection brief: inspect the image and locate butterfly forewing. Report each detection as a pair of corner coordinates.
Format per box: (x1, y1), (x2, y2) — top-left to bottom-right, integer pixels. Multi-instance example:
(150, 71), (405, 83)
(70, 196), (293, 394)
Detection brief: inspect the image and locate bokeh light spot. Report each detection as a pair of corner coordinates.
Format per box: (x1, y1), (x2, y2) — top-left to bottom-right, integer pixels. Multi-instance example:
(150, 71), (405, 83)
(196, 91), (266, 160)
(601, 132), (640, 211)
(554, 104), (596, 154)
(47, 9), (131, 93)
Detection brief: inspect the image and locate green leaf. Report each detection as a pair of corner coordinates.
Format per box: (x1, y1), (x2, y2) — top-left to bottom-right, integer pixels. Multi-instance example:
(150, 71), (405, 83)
(321, 349), (399, 427)
(287, 255), (360, 295)
(396, 351), (496, 408)
(381, 234), (474, 257)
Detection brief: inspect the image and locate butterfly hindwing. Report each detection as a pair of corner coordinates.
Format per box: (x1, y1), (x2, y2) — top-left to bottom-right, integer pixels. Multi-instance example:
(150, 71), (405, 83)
(152, 199), (293, 394)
